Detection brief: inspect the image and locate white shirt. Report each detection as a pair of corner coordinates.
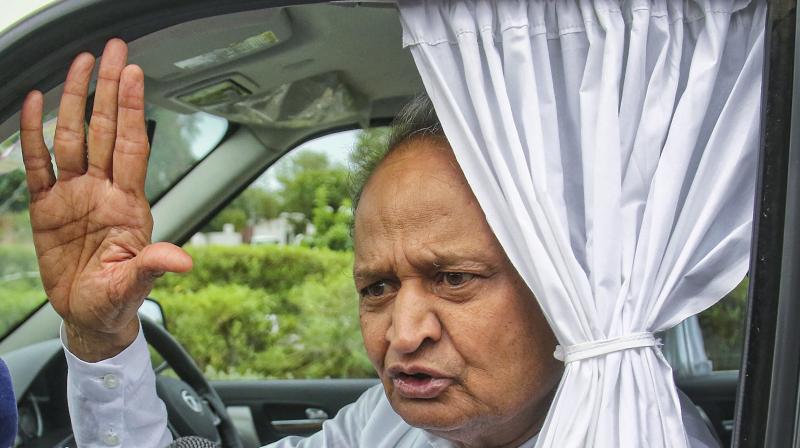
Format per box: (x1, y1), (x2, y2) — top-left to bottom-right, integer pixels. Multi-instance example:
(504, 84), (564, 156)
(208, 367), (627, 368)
(62, 325), (538, 448)
(62, 324), (717, 447)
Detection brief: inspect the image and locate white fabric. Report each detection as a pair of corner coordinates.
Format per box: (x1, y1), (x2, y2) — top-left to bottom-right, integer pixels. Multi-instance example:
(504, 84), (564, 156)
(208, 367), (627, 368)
(62, 326), (538, 447)
(61, 323), (171, 448)
(63, 326), (720, 447)
(397, 1), (765, 447)
(553, 331), (657, 364)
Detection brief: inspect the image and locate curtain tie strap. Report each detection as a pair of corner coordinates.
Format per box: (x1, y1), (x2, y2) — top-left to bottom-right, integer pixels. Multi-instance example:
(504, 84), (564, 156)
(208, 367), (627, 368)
(553, 332), (659, 364)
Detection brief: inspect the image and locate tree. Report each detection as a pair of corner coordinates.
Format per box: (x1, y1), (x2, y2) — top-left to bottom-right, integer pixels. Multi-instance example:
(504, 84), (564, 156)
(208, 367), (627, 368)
(275, 150), (350, 222)
(305, 185), (353, 251)
(201, 129), (390, 240)
(279, 169), (349, 218)
(238, 188), (280, 222)
(277, 151), (331, 178)
(207, 208), (247, 232)
(204, 187), (280, 232)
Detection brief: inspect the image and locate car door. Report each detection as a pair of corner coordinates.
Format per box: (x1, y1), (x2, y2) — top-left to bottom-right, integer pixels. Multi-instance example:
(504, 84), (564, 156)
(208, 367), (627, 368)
(212, 379), (376, 445)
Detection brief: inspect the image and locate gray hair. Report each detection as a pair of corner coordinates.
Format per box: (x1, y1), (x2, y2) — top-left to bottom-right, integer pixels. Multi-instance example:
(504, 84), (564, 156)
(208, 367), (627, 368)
(349, 94), (446, 213)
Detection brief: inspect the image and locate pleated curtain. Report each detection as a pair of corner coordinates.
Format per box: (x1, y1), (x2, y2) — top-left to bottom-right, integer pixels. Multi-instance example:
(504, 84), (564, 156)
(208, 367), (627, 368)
(397, 1), (765, 446)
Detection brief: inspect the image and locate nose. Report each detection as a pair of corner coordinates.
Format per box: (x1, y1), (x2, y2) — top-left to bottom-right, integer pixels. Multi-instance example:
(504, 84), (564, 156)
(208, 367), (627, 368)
(385, 282), (442, 355)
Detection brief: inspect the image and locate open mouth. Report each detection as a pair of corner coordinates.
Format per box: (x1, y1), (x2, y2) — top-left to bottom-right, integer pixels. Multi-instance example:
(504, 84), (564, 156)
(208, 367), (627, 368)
(391, 371), (453, 399)
(399, 372), (431, 380)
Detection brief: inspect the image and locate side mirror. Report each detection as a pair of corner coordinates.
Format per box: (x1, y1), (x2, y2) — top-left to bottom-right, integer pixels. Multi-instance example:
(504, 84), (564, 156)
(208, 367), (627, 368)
(138, 298), (167, 330)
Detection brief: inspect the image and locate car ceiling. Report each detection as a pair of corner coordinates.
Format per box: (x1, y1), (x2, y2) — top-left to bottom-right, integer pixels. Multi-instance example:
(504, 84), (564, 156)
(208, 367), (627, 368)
(135, 4), (421, 116)
(0, 2), (423, 152)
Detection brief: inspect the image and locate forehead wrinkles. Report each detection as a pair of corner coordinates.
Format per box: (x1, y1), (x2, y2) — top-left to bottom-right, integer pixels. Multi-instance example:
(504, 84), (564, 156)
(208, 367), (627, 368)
(354, 188), (493, 276)
(353, 139), (492, 271)
(378, 197), (452, 238)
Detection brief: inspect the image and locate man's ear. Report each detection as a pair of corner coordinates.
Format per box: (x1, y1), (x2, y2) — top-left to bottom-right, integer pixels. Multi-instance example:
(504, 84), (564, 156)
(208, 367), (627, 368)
(0, 358), (16, 447)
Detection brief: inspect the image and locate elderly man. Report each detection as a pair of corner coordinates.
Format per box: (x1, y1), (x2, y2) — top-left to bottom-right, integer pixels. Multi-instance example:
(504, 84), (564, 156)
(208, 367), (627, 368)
(20, 40), (715, 447)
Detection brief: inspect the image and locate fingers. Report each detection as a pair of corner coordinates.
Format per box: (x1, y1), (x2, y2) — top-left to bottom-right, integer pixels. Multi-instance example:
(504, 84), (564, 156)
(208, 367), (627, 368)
(137, 243), (193, 277)
(113, 64), (149, 195)
(88, 39), (128, 179)
(53, 52), (95, 180)
(20, 91), (56, 197)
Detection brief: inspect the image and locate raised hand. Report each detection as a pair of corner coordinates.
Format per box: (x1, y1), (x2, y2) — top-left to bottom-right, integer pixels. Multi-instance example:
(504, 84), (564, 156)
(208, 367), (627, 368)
(19, 39), (192, 361)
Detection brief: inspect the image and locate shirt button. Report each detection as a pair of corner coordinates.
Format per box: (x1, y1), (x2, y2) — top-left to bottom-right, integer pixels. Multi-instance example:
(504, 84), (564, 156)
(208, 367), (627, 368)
(102, 374), (120, 389)
(102, 430), (121, 446)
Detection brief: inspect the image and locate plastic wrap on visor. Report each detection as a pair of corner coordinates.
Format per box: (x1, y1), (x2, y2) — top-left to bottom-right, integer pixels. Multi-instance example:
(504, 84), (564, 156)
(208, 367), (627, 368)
(209, 72), (367, 128)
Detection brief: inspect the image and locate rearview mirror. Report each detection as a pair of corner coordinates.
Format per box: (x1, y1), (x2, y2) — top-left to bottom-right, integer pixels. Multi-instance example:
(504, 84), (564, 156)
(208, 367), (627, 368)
(138, 298), (167, 329)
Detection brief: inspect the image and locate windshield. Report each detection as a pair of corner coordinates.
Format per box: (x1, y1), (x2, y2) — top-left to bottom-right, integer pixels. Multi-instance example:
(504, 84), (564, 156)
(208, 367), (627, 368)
(0, 105), (227, 338)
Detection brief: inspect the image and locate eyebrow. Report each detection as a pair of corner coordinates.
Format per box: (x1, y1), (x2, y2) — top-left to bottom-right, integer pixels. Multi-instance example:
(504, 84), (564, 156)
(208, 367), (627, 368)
(352, 266), (396, 287)
(353, 250), (496, 282)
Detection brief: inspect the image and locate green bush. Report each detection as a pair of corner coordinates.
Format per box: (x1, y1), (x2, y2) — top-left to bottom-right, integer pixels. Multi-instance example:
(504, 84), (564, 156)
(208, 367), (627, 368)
(155, 245), (352, 296)
(0, 244), (44, 335)
(0, 244), (39, 277)
(152, 244), (374, 379)
(280, 269), (373, 378)
(0, 281), (45, 333)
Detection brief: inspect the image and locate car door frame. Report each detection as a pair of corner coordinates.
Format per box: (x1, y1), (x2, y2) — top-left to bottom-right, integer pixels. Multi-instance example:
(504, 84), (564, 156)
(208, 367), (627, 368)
(733, 0), (800, 446)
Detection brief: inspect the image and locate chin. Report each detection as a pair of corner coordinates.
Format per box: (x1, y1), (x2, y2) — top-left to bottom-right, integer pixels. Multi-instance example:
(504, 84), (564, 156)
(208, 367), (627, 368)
(386, 387), (478, 433)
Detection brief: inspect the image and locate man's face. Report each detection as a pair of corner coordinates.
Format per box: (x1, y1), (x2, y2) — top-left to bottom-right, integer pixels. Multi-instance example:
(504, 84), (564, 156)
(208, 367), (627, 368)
(353, 137), (563, 444)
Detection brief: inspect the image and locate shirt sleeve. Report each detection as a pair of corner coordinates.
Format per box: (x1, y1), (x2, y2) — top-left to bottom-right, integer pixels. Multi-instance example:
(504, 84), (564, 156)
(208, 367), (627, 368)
(61, 321), (172, 448)
(63, 321), (381, 448)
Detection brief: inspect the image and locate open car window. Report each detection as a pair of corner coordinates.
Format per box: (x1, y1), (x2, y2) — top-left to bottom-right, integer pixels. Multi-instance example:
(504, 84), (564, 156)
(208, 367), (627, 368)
(156, 128), (389, 380)
(0, 104), (228, 339)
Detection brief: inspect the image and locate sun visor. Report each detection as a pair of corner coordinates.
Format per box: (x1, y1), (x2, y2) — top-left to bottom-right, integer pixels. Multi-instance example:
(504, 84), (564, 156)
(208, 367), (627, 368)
(202, 72), (370, 129)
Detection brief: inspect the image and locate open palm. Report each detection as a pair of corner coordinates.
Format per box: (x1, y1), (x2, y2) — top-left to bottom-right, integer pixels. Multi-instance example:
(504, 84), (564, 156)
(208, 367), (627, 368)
(19, 40), (191, 360)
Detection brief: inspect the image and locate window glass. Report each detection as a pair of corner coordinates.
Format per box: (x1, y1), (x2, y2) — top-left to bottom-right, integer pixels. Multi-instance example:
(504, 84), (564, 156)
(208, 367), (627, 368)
(0, 170), (43, 337)
(153, 128), (390, 379)
(660, 277), (747, 377)
(0, 106), (228, 338)
(144, 105), (228, 200)
(697, 278), (748, 371)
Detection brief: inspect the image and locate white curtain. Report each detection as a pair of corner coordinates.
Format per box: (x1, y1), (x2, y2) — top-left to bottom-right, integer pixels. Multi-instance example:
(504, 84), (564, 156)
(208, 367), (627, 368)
(397, 0), (765, 447)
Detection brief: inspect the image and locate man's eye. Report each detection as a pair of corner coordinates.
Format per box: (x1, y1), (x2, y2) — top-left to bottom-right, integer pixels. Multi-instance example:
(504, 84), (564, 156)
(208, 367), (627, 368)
(443, 272), (475, 286)
(361, 281), (388, 298)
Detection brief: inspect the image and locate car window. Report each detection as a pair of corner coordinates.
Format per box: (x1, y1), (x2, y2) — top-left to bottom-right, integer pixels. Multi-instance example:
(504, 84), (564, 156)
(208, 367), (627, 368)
(153, 128), (390, 380)
(0, 105), (228, 339)
(697, 278), (747, 371)
(0, 169), (43, 338)
(144, 105), (228, 201)
(661, 278), (747, 377)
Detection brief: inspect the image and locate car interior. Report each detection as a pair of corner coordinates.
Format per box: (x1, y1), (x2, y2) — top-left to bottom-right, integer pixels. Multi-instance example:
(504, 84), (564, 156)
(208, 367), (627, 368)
(0, 1), (761, 446)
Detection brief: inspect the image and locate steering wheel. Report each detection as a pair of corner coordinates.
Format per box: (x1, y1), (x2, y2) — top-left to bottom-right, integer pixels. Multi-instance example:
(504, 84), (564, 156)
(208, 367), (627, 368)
(140, 317), (244, 448)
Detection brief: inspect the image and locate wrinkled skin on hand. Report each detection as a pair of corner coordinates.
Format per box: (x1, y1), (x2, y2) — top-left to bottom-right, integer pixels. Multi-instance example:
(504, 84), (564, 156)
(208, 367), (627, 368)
(19, 39), (192, 361)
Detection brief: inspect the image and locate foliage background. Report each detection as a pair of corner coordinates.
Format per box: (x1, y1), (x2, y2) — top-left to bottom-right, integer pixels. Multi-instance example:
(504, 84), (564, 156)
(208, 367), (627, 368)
(152, 245), (375, 379)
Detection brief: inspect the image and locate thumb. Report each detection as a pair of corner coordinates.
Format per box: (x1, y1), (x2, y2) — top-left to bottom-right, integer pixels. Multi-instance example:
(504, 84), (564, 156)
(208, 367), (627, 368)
(137, 242), (193, 277)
